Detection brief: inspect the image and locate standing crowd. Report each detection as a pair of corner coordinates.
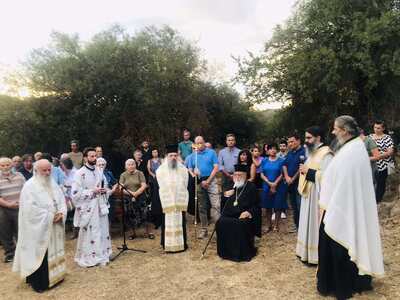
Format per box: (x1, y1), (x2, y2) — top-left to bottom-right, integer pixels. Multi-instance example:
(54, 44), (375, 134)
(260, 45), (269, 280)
(0, 116), (395, 299)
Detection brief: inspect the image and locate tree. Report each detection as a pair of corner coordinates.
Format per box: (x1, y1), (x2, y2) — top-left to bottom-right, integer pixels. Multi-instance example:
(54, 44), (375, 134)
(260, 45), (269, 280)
(1, 25), (260, 159)
(236, 0), (400, 134)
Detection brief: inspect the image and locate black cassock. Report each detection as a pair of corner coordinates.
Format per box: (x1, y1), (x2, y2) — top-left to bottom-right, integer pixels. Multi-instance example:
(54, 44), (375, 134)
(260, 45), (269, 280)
(216, 181), (259, 262)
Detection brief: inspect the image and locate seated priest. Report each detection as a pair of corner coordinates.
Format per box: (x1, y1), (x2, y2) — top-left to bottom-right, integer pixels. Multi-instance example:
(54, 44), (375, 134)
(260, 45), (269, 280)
(216, 164), (260, 262)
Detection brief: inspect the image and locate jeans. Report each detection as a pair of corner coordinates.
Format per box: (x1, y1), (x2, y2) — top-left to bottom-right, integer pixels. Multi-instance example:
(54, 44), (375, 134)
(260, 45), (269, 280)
(0, 206), (18, 257)
(287, 185), (301, 229)
(375, 169), (388, 203)
(197, 178), (220, 229)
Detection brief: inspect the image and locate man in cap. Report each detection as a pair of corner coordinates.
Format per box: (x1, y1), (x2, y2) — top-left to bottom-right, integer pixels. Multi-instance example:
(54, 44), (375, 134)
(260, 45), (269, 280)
(215, 164), (259, 262)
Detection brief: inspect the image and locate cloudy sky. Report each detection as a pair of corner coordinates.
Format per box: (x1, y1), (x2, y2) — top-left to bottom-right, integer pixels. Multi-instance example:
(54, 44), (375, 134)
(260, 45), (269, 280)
(0, 0), (297, 95)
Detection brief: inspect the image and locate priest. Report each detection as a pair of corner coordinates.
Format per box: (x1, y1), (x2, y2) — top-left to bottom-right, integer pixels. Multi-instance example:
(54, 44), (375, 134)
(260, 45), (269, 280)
(156, 144), (189, 253)
(296, 126), (333, 264)
(71, 147), (112, 267)
(216, 164), (259, 262)
(318, 115), (384, 299)
(13, 159), (67, 293)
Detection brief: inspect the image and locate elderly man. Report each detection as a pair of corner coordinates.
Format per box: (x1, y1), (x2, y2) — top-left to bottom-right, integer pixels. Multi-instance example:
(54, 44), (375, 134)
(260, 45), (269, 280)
(296, 126), (333, 264)
(317, 116), (384, 299)
(0, 157), (25, 263)
(72, 147), (112, 267)
(216, 164), (259, 262)
(13, 159), (67, 293)
(12, 156), (22, 172)
(187, 136), (220, 239)
(157, 144), (189, 253)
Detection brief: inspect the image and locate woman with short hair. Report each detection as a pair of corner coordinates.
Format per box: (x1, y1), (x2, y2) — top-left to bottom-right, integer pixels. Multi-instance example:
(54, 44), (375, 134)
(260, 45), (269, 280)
(370, 121), (395, 203)
(119, 159), (154, 239)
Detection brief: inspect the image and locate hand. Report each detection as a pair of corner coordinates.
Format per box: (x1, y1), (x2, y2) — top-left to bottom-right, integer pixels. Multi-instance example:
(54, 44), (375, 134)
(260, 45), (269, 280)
(224, 189), (234, 197)
(132, 191), (139, 198)
(194, 168), (200, 176)
(239, 211), (252, 219)
(285, 176), (292, 185)
(94, 187), (107, 195)
(270, 186), (277, 194)
(269, 182), (277, 189)
(299, 164), (308, 175)
(53, 212), (63, 223)
(201, 181), (210, 189)
(8, 201), (19, 209)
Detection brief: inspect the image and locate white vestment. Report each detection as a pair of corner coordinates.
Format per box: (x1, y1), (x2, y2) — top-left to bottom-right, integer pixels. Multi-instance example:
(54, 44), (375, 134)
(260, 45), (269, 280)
(296, 146), (333, 264)
(13, 177), (67, 287)
(72, 165), (112, 267)
(320, 137), (384, 276)
(157, 162), (189, 252)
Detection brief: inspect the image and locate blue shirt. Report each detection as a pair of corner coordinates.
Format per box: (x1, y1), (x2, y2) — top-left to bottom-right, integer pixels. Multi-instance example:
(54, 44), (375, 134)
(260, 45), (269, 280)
(52, 166), (66, 185)
(283, 146), (306, 177)
(218, 147), (241, 173)
(187, 148), (218, 178)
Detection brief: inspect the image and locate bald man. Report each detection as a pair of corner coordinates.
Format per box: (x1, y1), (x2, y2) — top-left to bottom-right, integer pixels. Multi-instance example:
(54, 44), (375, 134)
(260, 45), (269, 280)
(186, 136), (220, 239)
(13, 159), (67, 293)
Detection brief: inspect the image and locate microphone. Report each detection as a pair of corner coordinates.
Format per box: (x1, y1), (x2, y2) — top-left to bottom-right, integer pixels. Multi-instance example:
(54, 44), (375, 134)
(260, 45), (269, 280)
(299, 155), (306, 164)
(101, 179), (104, 188)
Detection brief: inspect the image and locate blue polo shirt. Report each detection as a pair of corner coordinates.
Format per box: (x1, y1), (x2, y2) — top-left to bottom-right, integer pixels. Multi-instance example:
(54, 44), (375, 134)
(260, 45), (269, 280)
(283, 146), (306, 177)
(187, 148), (218, 178)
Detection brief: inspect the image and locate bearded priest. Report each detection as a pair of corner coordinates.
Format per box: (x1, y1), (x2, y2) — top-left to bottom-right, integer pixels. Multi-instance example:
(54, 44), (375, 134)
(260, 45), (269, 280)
(13, 159), (67, 293)
(157, 144), (189, 253)
(216, 164), (260, 262)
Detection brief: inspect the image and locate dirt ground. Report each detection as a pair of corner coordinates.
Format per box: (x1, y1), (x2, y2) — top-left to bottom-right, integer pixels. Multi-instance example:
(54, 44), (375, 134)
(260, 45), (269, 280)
(1, 212), (399, 300)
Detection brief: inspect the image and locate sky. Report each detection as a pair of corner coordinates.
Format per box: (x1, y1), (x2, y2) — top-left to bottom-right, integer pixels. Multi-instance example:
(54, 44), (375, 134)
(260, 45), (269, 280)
(0, 0), (297, 103)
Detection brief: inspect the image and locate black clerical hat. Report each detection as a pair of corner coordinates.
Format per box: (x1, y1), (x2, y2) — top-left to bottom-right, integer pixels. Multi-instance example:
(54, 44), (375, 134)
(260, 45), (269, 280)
(166, 144), (179, 154)
(234, 164), (249, 173)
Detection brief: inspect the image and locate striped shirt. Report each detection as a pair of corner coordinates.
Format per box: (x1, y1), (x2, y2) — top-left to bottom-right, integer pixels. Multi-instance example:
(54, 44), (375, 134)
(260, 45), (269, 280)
(0, 171), (25, 204)
(370, 134), (394, 171)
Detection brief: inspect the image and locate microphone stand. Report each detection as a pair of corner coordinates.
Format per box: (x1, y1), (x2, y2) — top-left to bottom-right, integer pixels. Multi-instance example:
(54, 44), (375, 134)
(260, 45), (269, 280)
(110, 182), (146, 262)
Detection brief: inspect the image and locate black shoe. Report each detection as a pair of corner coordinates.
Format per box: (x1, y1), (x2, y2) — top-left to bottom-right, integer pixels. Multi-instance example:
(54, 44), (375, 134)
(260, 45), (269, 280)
(4, 255), (13, 263)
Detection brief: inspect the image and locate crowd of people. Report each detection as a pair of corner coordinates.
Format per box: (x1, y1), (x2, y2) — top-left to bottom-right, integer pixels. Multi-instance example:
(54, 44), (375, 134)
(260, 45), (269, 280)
(0, 116), (395, 299)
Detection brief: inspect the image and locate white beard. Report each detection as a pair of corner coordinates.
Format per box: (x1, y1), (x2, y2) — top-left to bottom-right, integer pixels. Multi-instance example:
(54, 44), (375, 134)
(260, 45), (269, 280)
(233, 179), (245, 189)
(35, 174), (54, 198)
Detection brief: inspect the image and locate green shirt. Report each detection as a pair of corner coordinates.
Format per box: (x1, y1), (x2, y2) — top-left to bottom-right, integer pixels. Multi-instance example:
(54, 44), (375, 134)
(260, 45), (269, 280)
(119, 170), (146, 192)
(178, 140), (193, 160)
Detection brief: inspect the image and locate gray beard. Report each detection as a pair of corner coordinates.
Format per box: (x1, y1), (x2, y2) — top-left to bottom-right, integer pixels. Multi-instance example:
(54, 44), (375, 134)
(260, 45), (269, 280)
(233, 179), (245, 189)
(35, 174), (54, 198)
(168, 160), (177, 169)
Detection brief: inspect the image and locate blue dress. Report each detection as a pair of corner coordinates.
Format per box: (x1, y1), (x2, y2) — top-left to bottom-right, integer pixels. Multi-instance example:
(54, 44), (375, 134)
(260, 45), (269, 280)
(261, 158), (288, 209)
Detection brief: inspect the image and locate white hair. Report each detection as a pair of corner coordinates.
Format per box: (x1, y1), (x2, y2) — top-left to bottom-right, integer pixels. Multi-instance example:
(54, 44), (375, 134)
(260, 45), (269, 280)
(125, 158), (136, 168)
(0, 157), (12, 165)
(97, 157), (107, 165)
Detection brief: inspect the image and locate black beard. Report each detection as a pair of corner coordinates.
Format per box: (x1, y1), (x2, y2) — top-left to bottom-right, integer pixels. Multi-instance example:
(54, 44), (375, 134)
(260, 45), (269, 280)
(87, 160), (97, 166)
(305, 142), (315, 151)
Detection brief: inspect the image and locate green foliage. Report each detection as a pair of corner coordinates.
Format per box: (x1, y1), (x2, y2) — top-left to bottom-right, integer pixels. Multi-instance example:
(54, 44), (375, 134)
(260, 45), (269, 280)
(236, 0), (400, 134)
(1, 25), (260, 157)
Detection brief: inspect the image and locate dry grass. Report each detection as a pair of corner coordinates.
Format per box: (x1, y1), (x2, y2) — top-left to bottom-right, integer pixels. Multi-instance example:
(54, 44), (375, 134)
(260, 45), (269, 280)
(1, 212), (399, 300)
